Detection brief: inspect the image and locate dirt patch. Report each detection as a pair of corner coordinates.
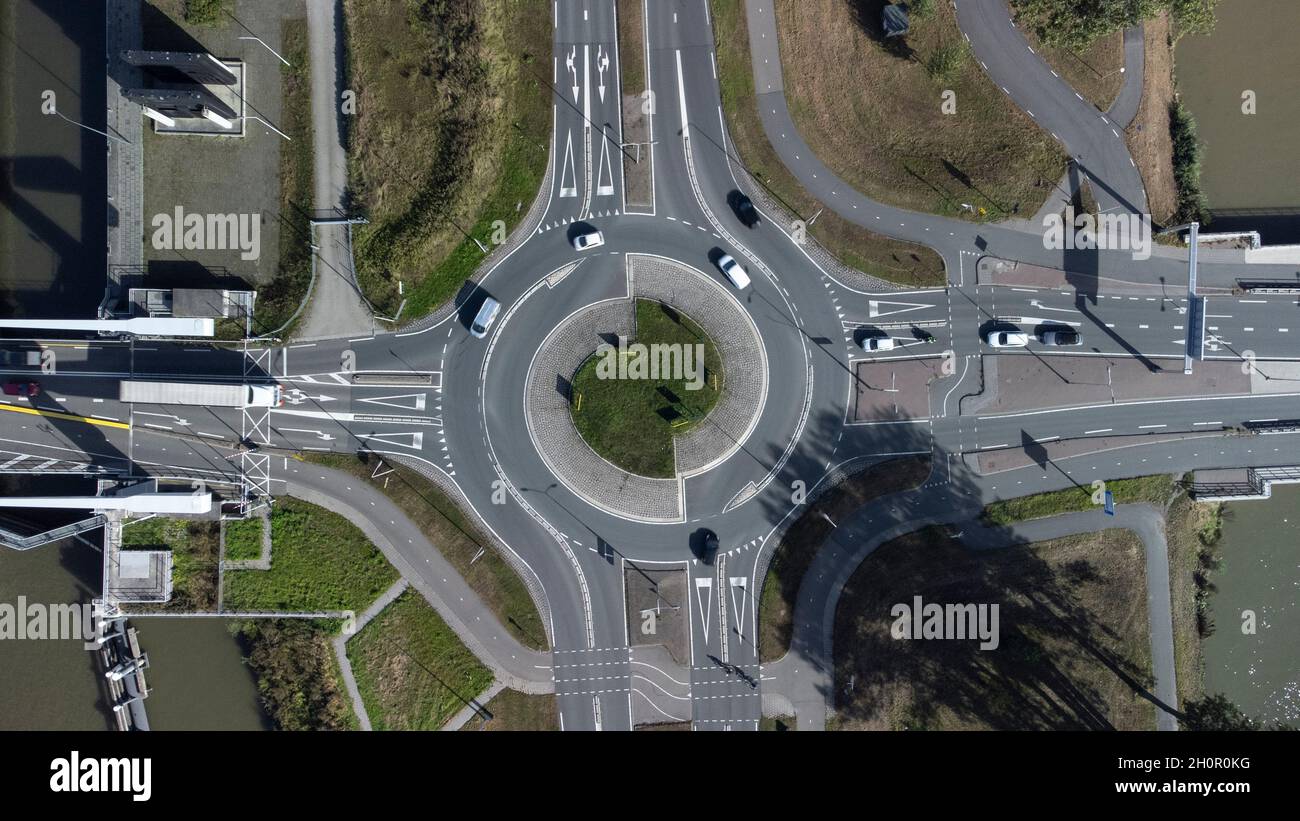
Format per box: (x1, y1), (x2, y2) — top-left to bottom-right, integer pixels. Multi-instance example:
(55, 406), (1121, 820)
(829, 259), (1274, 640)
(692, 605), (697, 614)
(833, 527), (1156, 730)
(1124, 12), (1177, 224)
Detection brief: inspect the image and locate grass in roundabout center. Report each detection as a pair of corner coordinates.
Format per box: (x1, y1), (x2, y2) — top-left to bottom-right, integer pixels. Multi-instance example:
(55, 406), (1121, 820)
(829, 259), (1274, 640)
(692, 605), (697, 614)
(570, 300), (724, 478)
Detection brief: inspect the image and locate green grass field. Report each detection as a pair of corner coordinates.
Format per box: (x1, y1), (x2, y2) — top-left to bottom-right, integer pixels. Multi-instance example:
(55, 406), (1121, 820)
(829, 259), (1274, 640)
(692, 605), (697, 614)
(345, 0), (552, 321)
(981, 475), (1175, 525)
(459, 689), (559, 731)
(222, 498), (398, 612)
(570, 300), (723, 478)
(222, 517), (263, 562)
(120, 517), (219, 611)
(303, 452), (549, 650)
(348, 590), (494, 730)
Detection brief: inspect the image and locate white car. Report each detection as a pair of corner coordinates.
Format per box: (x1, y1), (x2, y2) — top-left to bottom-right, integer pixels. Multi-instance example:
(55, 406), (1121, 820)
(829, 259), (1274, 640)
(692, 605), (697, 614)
(571, 229), (605, 251)
(716, 254), (751, 290)
(986, 329), (1030, 348)
(861, 334), (896, 352)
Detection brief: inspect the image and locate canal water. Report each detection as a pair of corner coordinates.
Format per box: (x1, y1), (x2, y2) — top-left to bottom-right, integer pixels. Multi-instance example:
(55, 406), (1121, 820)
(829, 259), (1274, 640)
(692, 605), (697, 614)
(0, 541), (270, 730)
(135, 618), (270, 731)
(1176, 0), (1300, 239)
(1202, 484), (1300, 726)
(0, 535), (113, 730)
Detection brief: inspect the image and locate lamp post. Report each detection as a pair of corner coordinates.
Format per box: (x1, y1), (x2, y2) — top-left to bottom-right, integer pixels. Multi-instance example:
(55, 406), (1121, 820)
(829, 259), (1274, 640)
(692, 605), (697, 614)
(238, 35), (291, 67)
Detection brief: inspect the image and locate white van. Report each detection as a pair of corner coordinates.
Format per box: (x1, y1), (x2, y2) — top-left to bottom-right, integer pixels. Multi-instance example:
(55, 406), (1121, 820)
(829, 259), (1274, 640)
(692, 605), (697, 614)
(471, 298), (501, 338)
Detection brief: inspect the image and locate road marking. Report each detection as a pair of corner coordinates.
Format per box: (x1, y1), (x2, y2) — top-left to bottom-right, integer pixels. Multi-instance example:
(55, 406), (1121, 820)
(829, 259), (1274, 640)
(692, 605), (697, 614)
(868, 299), (934, 318)
(694, 577), (713, 637)
(0, 404), (129, 430)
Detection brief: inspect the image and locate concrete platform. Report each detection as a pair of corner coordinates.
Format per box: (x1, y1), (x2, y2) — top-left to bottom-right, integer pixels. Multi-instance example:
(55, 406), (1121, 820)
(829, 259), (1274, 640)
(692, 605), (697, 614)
(851, 356), (945, 423)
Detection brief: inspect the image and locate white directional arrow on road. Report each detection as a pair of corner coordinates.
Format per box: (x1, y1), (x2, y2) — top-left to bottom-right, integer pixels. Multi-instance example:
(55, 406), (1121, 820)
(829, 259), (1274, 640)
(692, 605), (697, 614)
(285, 388), (338, 405)
(1015, 316), (1082, 328)
(134, 411), (190, 426)
(868, 299), (934, 318)
(695, 577), (713, 638)
(596, 45), (609, 103)
(279, 428), (336, 442)
(566, 45), (578, 102)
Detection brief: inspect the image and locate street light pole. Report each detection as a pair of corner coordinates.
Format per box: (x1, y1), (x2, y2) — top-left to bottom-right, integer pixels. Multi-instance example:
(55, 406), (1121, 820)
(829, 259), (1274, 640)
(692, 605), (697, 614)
(224, 115), (292, 141)
(49, 109), (131, 145)
(238, 36), (291, 67)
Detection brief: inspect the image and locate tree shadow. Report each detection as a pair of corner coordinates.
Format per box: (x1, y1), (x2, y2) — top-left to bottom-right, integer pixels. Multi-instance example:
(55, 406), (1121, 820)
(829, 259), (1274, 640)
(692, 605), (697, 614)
(832, 523), (1159, 729)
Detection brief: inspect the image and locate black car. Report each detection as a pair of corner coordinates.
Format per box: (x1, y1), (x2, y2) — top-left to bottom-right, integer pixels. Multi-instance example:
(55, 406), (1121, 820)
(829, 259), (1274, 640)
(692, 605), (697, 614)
(699, 529), (720, 565)
(728, 191), (760, 228)
(1039, 328), (1082, 346)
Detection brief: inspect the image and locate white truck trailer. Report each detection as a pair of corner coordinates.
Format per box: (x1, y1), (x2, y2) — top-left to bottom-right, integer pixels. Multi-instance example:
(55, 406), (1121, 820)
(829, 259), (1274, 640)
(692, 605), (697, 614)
(118, 380), (282, 408)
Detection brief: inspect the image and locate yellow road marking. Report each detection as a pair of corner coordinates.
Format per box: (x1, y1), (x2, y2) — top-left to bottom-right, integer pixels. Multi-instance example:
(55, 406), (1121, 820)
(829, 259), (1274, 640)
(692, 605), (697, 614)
(0, 402), (130, 430)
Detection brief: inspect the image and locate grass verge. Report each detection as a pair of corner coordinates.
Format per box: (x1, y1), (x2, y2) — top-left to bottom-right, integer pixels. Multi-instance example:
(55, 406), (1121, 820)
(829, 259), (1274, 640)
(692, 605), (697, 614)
(1016, 25), (1125, 112)
(1168, 98), (1209, 224)
(252, 17), (314, 338)
(304, 452), (549, 650)
(120, 517), (218, 612)
(223, 497), (398, 612)
(1165, 491), (1219, 708)
(460, 690), (560, 731)
(616, 0), (644, 93)
(981, 474), (1174, 525)
(759, 455), (931, 661)
(570, 300), (723, 478)
(711, 1), (947, 287)
(345, 0), (552, 321)
(222, 517), (263, 562)
(833, 526), (1156, 730)
(770, 0), (1064, 220)
(348, 589), (494, 730)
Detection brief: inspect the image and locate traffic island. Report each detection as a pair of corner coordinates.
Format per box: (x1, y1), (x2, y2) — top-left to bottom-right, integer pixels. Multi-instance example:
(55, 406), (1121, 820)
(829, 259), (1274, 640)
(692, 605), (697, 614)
(524, 255), (767, 522)
(570, 300), (723, 478)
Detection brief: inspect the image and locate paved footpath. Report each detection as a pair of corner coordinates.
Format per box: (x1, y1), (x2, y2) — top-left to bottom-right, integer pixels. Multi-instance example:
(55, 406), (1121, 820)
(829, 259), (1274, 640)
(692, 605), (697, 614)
(298, 0), (374, 340)
(285, 462), (554, 694)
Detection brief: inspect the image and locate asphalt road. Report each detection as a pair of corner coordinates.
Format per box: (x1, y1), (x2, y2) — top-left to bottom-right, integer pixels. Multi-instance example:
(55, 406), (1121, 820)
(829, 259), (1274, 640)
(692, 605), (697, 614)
(3, 0), (1298, 731)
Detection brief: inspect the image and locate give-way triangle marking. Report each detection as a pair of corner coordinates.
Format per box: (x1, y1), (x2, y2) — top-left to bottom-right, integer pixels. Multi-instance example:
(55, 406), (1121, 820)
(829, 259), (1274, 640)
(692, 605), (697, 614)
(595, 128), (615, 196)
(869, 299), (934, 318)
(357, 393), (427, 412)
(559, 130), (578, 198)
(695, 577), (713, 638)
(729, 577), (747, 640)
(356, 432), (424, 450)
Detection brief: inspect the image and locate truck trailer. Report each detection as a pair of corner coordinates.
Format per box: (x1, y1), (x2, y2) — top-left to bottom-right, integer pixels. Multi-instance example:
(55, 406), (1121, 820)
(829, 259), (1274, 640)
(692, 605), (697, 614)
(118, 380), (282, 408)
